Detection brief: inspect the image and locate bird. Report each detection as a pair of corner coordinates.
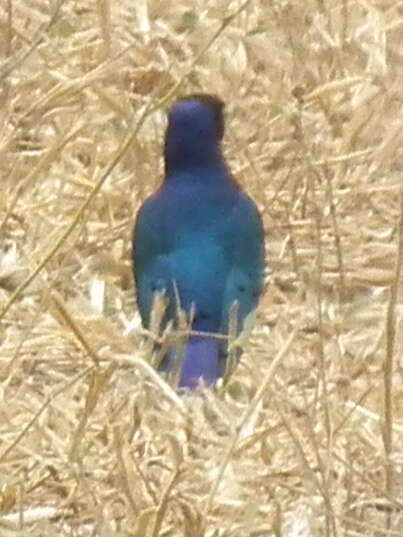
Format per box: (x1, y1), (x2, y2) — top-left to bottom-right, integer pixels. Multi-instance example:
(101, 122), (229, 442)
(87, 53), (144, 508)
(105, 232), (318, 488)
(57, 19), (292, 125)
(132, 94), (265, 389)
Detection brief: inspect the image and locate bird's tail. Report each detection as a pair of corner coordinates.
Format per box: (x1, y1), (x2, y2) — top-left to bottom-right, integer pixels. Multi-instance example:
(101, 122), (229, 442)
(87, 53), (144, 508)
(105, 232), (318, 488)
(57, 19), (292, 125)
(162, 336), (221, 389)
(180, 336), (221, 388)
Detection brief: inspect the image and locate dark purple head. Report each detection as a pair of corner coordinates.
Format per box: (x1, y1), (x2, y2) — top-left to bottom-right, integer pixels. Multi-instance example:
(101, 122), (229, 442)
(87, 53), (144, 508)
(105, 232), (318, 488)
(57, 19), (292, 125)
(164, 94), (225, 175)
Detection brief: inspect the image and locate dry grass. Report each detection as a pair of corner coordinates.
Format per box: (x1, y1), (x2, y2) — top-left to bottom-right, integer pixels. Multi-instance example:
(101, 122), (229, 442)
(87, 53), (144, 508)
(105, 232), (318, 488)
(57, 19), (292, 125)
(1, 0), (403, 535)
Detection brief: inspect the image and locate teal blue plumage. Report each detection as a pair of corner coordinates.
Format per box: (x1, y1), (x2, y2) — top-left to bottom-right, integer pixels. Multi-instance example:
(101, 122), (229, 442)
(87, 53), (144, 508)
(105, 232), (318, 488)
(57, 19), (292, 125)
(132, 94), (265, 388)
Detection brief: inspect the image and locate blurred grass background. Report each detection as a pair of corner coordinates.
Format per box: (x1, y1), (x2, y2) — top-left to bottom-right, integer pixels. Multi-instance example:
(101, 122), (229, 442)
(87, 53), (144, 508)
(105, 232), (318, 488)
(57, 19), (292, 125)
(1, 0), (403, 535)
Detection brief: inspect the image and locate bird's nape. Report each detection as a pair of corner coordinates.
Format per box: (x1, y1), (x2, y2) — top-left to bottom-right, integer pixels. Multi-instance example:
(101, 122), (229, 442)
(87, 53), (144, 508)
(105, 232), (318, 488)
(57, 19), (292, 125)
(163, 94), (226, 175)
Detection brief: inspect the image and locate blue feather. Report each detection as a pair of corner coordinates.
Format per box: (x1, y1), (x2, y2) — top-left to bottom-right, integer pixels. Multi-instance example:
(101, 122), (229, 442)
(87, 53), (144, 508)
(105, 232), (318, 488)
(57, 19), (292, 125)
(133, 94), (265, 388)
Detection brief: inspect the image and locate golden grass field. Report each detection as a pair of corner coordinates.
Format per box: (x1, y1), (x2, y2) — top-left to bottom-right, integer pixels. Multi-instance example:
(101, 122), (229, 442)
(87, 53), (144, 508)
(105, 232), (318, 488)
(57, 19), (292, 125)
(1, 0), (403, 535)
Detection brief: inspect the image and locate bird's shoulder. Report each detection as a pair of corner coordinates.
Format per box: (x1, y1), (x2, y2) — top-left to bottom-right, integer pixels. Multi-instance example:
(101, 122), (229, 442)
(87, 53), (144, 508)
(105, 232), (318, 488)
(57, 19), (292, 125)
(135, 176), (237, 223)
(134, 178), (264, 257)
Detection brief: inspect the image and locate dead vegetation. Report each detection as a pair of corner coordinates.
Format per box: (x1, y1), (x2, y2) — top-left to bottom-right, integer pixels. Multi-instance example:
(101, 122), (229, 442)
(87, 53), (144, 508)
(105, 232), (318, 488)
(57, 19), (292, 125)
(1, 0), (403, 535)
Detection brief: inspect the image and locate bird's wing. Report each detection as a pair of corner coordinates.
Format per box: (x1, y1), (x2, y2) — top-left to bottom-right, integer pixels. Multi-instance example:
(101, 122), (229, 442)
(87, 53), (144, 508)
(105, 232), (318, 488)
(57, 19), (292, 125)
(133, 194), (228, 331)
(219, 192), (265, 332)
(132, 198), (174, 328)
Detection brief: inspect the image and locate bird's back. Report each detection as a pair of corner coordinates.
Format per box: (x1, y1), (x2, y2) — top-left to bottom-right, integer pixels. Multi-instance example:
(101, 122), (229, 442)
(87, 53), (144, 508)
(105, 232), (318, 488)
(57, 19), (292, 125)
(134, 173), (263, 332)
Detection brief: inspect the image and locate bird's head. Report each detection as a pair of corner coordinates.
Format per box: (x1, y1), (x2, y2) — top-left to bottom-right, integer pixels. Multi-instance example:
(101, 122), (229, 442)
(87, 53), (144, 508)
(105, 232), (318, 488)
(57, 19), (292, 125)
(164, 94), (226, 175)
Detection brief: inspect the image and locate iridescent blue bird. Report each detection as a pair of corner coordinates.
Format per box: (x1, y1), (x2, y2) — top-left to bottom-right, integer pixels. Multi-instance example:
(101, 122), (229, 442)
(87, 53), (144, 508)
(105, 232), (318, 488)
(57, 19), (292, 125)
(132, 94), (265, 388)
